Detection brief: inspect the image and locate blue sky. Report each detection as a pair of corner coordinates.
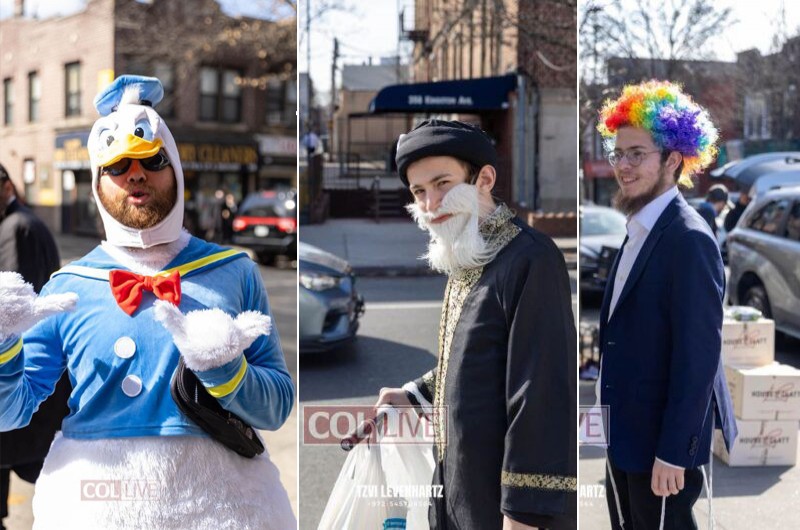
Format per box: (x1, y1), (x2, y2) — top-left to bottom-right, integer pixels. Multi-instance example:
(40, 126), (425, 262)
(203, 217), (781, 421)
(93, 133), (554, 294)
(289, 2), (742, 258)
(301, 0), (400, 100)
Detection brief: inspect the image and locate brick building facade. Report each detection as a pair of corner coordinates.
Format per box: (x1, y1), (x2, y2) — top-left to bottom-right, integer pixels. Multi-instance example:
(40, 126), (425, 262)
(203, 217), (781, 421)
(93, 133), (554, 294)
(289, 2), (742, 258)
(0, 0), (296, 236)
(411, 0), (518, 83)
(404, 0), (577, 212)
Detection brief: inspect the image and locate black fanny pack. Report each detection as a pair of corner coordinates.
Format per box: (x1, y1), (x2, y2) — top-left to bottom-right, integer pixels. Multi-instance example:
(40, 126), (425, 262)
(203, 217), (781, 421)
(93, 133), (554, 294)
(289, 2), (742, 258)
(170, 356), (265, 458)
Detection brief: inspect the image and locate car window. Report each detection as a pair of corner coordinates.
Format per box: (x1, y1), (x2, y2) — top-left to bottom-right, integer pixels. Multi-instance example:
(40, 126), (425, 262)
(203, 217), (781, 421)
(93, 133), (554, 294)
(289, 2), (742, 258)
(747, 199), (790, 235)
(242, 203), (285, 217)
(239, 193), (297, 217)
(786, 201), (800, 241)
(581, 210), (627, 236)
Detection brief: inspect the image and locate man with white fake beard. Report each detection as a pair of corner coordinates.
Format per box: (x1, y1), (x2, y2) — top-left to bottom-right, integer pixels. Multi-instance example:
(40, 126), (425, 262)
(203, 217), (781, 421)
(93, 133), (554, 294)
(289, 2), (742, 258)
(0, 76), (295, 529)
(375, 120), (577, 530)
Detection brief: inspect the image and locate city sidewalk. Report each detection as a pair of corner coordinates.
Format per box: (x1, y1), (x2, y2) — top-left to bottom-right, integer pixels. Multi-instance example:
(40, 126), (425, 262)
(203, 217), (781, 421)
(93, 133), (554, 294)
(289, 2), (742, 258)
(300, 218), (577, 276)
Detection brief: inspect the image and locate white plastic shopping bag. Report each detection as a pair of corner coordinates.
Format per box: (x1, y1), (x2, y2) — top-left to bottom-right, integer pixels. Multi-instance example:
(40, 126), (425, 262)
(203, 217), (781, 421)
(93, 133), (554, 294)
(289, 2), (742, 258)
(318, 407), (435, 530)
(380, 408), (435, 529)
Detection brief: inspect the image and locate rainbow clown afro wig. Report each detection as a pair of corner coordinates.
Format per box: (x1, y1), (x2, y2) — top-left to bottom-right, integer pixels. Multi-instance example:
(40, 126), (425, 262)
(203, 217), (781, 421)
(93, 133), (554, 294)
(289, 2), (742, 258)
(597, 80), (718, 188)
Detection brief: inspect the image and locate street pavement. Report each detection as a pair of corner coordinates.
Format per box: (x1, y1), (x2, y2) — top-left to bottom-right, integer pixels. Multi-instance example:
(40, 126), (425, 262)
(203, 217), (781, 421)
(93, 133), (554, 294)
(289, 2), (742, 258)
(3, 233), (298, 530)
(578, 285), (800, 529)
(299, 272), (578, 529)
(300, 217), (577, 276)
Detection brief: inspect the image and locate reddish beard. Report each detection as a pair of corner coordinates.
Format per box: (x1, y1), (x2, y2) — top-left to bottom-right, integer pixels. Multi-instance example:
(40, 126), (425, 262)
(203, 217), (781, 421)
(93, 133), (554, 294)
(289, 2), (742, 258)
(613, 164), (673, 217)
(97, 180), (177, 230)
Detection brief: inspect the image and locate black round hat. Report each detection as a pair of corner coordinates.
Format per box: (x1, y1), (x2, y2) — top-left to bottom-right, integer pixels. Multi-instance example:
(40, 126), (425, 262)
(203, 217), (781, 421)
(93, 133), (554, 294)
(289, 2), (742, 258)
(395, 119), (497, 186)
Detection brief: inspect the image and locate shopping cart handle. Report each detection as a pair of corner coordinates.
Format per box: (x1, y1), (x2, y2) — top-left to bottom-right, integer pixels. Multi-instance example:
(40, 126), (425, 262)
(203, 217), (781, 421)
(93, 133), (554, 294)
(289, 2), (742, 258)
(340, 411), (387, 451)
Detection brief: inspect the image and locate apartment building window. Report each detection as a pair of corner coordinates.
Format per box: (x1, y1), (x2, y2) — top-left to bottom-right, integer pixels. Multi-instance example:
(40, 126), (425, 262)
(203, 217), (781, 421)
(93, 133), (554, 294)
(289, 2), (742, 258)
(126, 58), (175, 118)
(28, 72), (40, 122)
(65, 62), (81, 117)
(2, 78), (12, 126)
(285, 78), (297, 125)
(744, 94), (770, 140)
(265, 79), (280, 125)
(265, 78), (295, 126)
(23, 159), (35, 201)
(199, 67), (242, 123)
(154, 63), (175, 118)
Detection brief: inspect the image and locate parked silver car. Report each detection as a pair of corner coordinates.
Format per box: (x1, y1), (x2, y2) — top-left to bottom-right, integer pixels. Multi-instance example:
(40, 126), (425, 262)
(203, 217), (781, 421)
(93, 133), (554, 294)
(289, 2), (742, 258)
(727, 186), (800, 339)
(579, 204), (627, 294)
(298, 242), (365, 353)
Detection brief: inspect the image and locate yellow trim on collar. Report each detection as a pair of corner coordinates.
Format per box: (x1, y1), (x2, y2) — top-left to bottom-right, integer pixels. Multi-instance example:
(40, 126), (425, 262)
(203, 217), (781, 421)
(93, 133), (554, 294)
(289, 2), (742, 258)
(206, 358), (248, 398)
(0, 338), (23, 365)
(158, 249), (244, 278)
(51, 249), (246, 281)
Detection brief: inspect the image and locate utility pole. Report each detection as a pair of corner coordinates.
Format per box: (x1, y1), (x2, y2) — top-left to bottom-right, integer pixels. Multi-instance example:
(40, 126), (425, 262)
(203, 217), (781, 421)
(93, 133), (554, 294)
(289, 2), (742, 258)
(328, 37), (339, 161)
(330, 37), (339, 126)
(306, 0), (312, 133)
(396, 0), (402, 82)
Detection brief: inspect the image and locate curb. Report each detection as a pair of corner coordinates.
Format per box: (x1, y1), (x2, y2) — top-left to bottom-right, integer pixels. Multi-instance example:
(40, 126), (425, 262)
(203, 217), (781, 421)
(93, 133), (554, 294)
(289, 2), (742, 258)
(352, 256), (578, 277)
(352, 266), (442, 278)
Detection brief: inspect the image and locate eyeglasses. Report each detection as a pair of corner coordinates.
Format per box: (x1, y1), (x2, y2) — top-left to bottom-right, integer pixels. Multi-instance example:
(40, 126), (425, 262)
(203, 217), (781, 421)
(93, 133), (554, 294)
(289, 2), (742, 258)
(607, 149), (661, 167)
(100, 151), (171, 176)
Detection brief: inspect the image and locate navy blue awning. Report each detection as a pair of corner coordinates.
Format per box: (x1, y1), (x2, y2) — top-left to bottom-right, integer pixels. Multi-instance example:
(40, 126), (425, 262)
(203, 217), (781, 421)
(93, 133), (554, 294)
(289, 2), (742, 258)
(368, 74), (517, 114)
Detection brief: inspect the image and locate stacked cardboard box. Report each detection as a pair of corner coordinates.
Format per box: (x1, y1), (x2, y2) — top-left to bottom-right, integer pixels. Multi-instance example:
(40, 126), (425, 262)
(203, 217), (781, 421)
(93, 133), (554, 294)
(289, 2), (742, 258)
(713, 312), (800, 466)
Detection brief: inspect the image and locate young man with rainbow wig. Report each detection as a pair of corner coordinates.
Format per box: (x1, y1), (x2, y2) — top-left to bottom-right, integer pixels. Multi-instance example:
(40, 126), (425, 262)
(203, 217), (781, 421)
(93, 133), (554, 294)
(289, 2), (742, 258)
(594, 81), (737, 529)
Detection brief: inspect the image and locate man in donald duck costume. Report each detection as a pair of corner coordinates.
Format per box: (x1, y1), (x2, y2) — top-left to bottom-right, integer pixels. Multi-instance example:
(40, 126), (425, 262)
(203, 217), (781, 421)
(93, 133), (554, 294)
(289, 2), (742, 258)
(0, 75), (296, 529)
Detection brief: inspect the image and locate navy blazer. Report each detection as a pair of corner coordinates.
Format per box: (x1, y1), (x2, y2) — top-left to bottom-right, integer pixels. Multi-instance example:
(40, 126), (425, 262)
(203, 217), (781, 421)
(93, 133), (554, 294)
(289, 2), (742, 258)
(599, 194), (738, 472)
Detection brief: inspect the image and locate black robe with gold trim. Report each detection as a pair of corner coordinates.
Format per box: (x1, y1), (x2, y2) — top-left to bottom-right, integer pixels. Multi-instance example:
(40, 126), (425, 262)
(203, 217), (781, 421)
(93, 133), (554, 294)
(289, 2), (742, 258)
(408, 205), (577, 529)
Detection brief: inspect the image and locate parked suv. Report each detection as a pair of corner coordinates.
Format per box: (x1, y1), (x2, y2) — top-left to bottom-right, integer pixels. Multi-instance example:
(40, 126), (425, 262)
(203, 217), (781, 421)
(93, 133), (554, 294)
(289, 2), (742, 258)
(727, 186), (800, 339)
(232, 189), (297, 263)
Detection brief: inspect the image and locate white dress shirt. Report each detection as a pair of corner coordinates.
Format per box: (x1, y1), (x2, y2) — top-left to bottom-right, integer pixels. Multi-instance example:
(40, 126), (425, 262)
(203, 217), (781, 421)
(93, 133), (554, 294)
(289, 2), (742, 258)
(608, 186), (679, 320)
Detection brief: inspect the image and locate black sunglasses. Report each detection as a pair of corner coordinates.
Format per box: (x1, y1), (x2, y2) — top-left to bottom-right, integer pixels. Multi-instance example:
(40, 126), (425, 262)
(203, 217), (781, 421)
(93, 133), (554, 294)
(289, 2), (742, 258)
(101, 151), (171, 176)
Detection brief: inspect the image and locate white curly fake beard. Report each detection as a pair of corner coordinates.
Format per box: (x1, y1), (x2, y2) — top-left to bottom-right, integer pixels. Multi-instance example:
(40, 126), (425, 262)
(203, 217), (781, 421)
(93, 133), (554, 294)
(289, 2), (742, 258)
(406, 183), (500, 275)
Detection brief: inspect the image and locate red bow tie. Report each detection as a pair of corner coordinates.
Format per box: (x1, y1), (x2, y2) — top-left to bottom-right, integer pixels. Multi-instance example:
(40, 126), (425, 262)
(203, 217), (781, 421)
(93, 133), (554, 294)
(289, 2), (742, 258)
(109, 269), (182, 316)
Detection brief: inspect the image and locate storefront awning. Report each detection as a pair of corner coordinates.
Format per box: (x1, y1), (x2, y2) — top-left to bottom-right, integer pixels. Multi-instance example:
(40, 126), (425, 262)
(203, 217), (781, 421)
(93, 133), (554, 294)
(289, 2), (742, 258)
(368, 74), (517, 114)
(54, 131), (91, 170)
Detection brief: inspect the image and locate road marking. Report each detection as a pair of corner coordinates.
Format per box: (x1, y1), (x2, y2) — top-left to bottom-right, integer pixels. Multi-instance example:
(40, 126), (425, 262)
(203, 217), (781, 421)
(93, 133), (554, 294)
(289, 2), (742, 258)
(367, 297), (576, 310)
(366, 301), (442, 310)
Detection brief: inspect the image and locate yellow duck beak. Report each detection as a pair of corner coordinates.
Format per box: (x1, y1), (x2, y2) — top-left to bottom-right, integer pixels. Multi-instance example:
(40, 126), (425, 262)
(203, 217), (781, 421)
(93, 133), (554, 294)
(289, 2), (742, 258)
(97, 134), (163, 168)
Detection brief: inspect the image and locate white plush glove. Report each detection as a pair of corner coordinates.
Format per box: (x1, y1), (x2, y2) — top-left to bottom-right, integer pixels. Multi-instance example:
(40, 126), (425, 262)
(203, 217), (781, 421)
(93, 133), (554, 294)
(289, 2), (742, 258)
(153, 300), (272, 371)
(0, 272), (78, 342)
